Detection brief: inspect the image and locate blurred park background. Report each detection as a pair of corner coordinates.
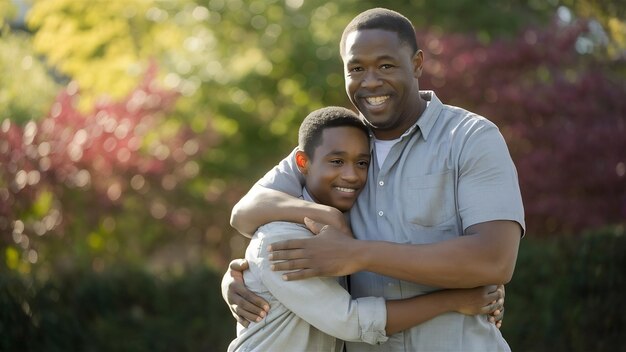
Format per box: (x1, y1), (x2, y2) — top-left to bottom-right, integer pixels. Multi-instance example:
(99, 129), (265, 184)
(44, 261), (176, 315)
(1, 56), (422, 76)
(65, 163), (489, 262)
(0, 0), (624, 350)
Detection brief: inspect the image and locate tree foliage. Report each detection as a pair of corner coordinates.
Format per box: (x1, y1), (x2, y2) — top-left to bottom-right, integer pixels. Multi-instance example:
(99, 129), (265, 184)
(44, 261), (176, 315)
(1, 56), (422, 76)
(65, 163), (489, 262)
(420, 19), (626, 235)
(1, 0), (624, 276)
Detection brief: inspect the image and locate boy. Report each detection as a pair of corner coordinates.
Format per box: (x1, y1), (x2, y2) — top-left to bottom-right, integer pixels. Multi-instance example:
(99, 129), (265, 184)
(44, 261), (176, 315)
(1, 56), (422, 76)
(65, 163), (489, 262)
(228, 106), (503, 351)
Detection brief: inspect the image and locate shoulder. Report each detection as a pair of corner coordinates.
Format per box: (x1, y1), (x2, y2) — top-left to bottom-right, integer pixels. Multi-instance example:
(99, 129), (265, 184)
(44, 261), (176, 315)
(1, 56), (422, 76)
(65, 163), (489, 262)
(248, 221), (312, 263)
(256, 221), (308, 235)
(442, 104), (498, 134)
(435, 105), (506, 153)
(253, 222), (313, 245)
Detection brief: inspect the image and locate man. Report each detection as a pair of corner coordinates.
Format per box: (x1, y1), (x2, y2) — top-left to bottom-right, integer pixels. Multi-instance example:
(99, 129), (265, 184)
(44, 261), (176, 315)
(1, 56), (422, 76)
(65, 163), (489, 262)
(225, 8), (523, 351)
(229, 106), (503, 351)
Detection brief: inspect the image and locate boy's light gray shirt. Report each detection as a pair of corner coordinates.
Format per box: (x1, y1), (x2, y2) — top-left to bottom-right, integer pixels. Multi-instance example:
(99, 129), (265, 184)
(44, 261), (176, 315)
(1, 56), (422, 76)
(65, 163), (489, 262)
(228, 219), (388, 352)
(256, 91), (525, 351)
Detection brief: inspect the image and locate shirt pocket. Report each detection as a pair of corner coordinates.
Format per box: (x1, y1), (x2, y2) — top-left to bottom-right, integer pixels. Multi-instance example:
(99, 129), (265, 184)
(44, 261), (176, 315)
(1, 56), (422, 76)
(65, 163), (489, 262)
(405, 171), (455, 227)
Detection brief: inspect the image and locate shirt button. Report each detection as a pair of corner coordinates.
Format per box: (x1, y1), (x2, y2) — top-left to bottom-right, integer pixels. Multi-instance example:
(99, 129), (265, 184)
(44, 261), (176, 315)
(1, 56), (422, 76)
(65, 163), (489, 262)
(378, 211), (384, 217)
(378, 180), (384, 186)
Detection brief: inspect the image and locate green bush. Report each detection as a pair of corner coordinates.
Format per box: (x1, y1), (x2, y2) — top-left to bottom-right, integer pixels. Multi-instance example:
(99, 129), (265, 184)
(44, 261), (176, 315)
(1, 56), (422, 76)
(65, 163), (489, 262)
(1, 227), (624, 351)
(0, 267), (234, 352)
(503, 226), (625, 351)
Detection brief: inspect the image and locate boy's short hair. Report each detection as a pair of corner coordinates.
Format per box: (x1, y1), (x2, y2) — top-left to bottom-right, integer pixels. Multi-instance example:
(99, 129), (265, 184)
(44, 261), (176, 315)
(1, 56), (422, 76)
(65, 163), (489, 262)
(298, 106), (369, 158)
(340, 8), (419, 56)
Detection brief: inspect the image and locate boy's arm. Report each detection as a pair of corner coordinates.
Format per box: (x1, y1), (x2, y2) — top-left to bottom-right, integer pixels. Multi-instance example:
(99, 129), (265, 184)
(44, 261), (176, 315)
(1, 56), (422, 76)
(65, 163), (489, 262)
(385, 285), (504, 335)
(230, 184), (346, 237)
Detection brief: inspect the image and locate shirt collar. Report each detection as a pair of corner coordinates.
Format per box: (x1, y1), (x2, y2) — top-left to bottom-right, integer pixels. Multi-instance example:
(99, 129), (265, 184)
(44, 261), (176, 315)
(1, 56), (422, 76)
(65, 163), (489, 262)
(302, 187), (315, 203)
(415, 90), (443, 142)
(366, 90), (443, 143)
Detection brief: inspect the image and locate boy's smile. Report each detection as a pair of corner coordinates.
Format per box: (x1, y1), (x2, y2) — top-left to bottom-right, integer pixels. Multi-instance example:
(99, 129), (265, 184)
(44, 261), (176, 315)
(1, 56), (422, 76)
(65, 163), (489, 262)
(299, 126), (370, 212)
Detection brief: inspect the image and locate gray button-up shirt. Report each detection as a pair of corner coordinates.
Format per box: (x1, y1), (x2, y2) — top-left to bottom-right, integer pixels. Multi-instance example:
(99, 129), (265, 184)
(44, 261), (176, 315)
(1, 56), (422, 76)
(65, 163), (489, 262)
(257, 91), (525, 351)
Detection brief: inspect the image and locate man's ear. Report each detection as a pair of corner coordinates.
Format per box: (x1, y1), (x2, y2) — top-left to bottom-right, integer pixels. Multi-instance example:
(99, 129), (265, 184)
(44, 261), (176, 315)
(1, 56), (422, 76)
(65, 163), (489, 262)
(413, 50), (424, 78)
(295, 150), (309, 175)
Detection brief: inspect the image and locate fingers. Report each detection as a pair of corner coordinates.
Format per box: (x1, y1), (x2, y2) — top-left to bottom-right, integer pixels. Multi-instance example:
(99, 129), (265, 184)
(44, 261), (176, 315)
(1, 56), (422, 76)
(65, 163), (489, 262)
(233, 301), (266, 323)
(278, 268), (318, 281)
(270, 258), (310, 272)
(304, 217), (327, 234)
(237, 315), (250, 328)
(488, 307), (505, 328)
(267, 239), (305, 253)
(484, 289), (500, 303)
(229, 258), (249, 272)
(231, 290), (270, 323)
(485, 284), (498, 294)
(268, 248), (307, 262)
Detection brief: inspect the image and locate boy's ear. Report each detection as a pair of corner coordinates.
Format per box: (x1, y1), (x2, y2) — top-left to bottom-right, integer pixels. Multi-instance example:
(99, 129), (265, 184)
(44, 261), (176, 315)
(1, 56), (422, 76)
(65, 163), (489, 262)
(295, 150), (309, 175)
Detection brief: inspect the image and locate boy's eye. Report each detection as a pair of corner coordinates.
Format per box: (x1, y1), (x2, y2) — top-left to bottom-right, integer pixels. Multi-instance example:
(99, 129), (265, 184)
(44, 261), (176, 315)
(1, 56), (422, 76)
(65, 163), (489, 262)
(381, 64), (394, 70)
(357, 160), (370, 168)
(330, 159), (344, 165)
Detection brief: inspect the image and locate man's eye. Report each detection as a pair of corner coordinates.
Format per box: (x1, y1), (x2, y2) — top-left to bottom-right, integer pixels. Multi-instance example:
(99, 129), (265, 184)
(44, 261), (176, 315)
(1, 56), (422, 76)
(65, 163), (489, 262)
(330, 159), (344, 165)
(357, 160), (370, 168)
(348, 66), (363, 73)
(381, 64), (394, 69)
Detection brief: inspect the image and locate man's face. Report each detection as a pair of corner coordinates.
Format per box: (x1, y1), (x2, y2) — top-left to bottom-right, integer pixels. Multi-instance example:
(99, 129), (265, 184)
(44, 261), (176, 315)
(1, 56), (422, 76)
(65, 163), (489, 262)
(301, 126), (370, 212)
(342, 29), (423, 140)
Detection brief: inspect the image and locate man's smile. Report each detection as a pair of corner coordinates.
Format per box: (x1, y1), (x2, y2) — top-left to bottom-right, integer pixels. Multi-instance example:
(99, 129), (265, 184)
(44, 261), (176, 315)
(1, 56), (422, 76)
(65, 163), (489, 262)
(365, 95), (390, 106)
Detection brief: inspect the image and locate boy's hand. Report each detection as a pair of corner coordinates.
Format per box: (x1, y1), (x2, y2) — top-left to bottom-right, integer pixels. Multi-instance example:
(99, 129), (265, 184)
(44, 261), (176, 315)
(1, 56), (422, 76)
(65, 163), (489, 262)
(488, 285), (505, 329)
(453, 284), (505, 329)
(267, 217), (360, 280)
(221, 259), (270, 327)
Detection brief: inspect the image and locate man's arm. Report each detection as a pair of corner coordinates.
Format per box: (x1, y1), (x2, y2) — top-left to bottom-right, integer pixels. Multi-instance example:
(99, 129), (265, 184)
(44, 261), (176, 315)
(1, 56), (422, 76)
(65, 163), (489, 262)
(268, 218), (521, 288)
(255, 226), (504, 343)
(221, 259), (269, 326)
(230, 184), (346, 237)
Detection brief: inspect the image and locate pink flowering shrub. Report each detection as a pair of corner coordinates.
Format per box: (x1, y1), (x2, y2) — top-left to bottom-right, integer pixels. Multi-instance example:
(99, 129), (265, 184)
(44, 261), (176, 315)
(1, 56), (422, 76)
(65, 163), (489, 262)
(420, 20), (626, 235)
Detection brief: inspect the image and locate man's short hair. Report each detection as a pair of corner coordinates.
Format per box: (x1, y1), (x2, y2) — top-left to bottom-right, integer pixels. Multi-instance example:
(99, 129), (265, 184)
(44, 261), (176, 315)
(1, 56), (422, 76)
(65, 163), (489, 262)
(340, 8), (419, 56)
(298, 106), (369, 158)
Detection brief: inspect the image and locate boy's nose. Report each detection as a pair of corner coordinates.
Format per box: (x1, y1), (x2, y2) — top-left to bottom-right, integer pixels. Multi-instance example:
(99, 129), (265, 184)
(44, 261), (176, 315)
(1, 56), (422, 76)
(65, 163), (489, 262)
(341, 166), (359, 181)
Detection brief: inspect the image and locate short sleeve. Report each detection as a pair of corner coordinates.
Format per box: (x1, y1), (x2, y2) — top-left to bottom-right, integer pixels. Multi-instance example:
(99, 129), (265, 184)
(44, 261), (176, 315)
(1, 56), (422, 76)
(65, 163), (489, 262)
(257, 148), (306, 197)
(457, 123), (526, 234)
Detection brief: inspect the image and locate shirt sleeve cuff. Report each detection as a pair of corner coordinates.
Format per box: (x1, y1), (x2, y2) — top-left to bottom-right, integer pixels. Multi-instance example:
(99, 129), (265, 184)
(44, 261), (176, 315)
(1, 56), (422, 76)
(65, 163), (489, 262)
(356, 296), (389, 345)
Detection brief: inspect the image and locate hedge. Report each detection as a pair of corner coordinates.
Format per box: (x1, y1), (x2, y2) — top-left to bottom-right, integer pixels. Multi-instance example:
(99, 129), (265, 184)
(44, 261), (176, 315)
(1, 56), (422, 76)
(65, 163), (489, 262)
(1, 226), (623, 351)
(0, 267), (233, 352)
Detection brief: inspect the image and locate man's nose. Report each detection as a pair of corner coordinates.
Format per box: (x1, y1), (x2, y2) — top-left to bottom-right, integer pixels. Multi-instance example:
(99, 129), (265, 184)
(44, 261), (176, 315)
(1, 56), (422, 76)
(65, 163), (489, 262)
(361, 69), (382, 88)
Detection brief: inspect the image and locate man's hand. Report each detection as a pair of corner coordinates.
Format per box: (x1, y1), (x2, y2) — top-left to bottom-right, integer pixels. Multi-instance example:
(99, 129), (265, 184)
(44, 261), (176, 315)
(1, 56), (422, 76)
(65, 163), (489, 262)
(267, 217), (360, 280)
(221, 259), (270, 327)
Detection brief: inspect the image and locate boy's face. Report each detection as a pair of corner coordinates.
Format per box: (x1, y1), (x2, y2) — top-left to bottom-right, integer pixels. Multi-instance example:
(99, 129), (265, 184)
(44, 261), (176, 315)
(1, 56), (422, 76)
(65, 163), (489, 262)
(298, 126), (370, 212)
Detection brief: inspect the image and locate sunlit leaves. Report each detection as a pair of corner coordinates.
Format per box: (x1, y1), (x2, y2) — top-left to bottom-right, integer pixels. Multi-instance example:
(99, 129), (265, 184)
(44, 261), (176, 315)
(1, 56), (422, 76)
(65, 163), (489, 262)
(0, 34), (59, 124)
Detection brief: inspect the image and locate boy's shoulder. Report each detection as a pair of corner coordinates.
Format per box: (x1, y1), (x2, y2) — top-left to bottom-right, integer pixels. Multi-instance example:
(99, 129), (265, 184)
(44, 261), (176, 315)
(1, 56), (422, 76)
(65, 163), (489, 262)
(253, 221), (313, 244)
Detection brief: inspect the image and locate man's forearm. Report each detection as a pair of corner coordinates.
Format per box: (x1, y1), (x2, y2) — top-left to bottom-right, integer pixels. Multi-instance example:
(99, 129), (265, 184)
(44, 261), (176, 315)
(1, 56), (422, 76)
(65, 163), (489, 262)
(230, 184), (343, 236)
(355, 221), (522, 288)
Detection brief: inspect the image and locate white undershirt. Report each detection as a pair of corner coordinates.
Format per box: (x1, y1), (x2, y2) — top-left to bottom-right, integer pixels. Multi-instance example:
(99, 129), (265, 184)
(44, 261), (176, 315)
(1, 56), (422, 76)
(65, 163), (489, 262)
(373, 137), (401, 168)
(374, 100), (430, 168)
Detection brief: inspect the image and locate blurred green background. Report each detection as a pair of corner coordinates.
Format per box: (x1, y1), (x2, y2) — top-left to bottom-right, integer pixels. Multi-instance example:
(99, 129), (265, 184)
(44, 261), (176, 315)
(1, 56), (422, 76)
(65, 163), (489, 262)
(1, 0), (624, 351)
